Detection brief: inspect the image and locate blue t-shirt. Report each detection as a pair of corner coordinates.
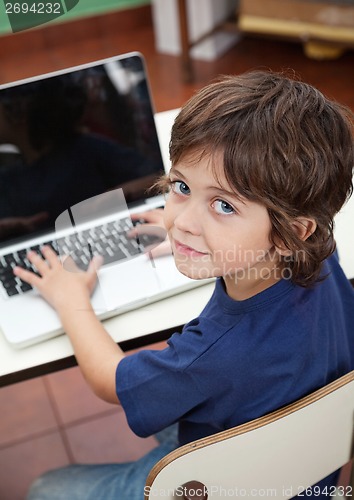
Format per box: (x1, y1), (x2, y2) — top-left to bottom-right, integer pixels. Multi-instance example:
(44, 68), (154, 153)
(117, 253), (354, 443)
(116, 252), (354, 495)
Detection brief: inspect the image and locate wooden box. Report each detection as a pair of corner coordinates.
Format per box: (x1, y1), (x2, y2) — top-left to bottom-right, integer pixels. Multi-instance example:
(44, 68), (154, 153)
(238, 0), (354, 58)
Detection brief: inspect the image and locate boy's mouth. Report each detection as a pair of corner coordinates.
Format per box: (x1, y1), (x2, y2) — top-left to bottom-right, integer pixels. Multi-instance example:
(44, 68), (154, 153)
(173, 238), (209, 258)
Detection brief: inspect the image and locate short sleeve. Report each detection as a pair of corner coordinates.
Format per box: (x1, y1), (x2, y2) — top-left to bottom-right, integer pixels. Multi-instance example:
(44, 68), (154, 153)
(115, 327), (212, 438)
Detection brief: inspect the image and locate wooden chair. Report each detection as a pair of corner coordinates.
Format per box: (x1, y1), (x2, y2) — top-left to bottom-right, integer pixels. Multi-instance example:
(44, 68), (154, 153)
(145, 371), (354, 499)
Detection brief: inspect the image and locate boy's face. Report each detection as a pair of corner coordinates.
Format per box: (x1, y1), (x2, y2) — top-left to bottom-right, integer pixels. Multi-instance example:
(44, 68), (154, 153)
(163, 149), (282, 300)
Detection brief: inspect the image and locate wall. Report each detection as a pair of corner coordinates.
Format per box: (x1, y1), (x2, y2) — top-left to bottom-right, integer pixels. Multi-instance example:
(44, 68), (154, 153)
(0, 0), (150, 35)
(152, 0), (239, 61)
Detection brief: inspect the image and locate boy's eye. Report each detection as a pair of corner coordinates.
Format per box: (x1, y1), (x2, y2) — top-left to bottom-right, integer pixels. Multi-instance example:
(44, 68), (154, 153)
(212, 199), (235, 215)
(172, 180), (190, 196)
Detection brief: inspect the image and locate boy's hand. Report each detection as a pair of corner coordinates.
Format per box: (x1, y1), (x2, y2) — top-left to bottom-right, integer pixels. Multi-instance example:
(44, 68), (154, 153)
(13, 246), (102, 312)
(129, 209), (171, 258)
(14, 246), (122, 404)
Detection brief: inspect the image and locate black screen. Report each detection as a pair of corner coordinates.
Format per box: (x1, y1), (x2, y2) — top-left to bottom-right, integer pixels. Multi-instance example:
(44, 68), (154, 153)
(0, 53), (165, 246)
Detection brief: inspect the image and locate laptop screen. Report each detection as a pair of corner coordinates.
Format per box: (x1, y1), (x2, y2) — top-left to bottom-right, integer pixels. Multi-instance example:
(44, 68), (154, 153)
(0, 52), (165, 247)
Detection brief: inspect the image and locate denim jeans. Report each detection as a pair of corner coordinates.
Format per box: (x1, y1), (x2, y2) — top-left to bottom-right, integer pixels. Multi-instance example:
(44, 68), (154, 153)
(27, 425), (179, 500)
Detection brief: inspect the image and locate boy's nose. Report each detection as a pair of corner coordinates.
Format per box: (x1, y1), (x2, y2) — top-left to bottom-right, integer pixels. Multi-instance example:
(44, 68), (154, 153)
(173, 202), (202, 235)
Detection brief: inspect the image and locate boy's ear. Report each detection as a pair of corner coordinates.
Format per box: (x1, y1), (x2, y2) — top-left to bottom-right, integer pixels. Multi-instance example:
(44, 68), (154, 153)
(274, 217), (317, 257)
(291, 217), (317, 241)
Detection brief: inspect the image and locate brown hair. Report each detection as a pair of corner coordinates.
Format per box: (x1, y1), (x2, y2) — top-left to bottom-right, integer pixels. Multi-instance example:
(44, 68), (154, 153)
(166, 70), (354, 286)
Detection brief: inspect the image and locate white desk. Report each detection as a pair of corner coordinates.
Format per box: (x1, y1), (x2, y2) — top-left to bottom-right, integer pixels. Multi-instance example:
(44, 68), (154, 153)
(0, 109), (353, 386)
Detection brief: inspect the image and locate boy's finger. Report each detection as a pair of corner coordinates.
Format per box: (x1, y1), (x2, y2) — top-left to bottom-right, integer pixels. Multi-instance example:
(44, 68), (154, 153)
(131, 209), (162, 224)
(126, 225), (156, 238)
(145, 240), (172, 258)
(41, 245), (60, 267)
(13, 266), (41, 287)
(130, 212), (144, 220)
(87, 255), (103, 274)
(126, 227), (139, 238)
(133, 224), (167, 239)
(27, 250), (48, 275)
(62, 255), (81, 273)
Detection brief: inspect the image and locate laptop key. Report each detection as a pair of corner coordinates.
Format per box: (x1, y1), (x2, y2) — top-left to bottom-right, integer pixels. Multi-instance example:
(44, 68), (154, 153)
(30, 245), (41, 253)
(17, 249), (28, 260)
(4, 254), (17, 267)
(0, 266), (14, 278)
(20, 282), (33, 292)
(6, 286), (19, 296)
(2, 278), (17, 289)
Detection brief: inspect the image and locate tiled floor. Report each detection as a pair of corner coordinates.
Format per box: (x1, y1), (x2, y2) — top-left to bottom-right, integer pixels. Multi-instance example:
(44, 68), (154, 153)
(1, 5), (354, 499)
(0, 359), (160, 499)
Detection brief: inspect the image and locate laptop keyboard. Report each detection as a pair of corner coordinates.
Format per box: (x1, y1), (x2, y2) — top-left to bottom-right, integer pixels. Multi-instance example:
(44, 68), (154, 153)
(0, 217), (161, 298)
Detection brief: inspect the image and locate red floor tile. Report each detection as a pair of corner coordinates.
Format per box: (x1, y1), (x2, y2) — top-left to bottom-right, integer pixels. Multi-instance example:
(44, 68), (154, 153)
(0, 378), (58, 447)
(44, 342), (168, 426)
(44, 366), (117, 426)
(0, 431), (69, 500)
(64, 410), (158, 464)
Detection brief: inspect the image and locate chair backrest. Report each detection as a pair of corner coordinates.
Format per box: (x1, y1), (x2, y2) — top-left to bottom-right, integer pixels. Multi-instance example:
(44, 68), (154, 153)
(145, 371), (354, 500)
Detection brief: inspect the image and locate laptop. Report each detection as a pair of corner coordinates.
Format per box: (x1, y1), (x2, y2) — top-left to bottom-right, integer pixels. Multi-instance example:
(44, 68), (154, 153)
(0, 52), (210, 348)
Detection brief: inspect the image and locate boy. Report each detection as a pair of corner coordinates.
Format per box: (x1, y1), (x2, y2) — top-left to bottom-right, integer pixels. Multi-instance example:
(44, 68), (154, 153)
(17, 70), (354, 499)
